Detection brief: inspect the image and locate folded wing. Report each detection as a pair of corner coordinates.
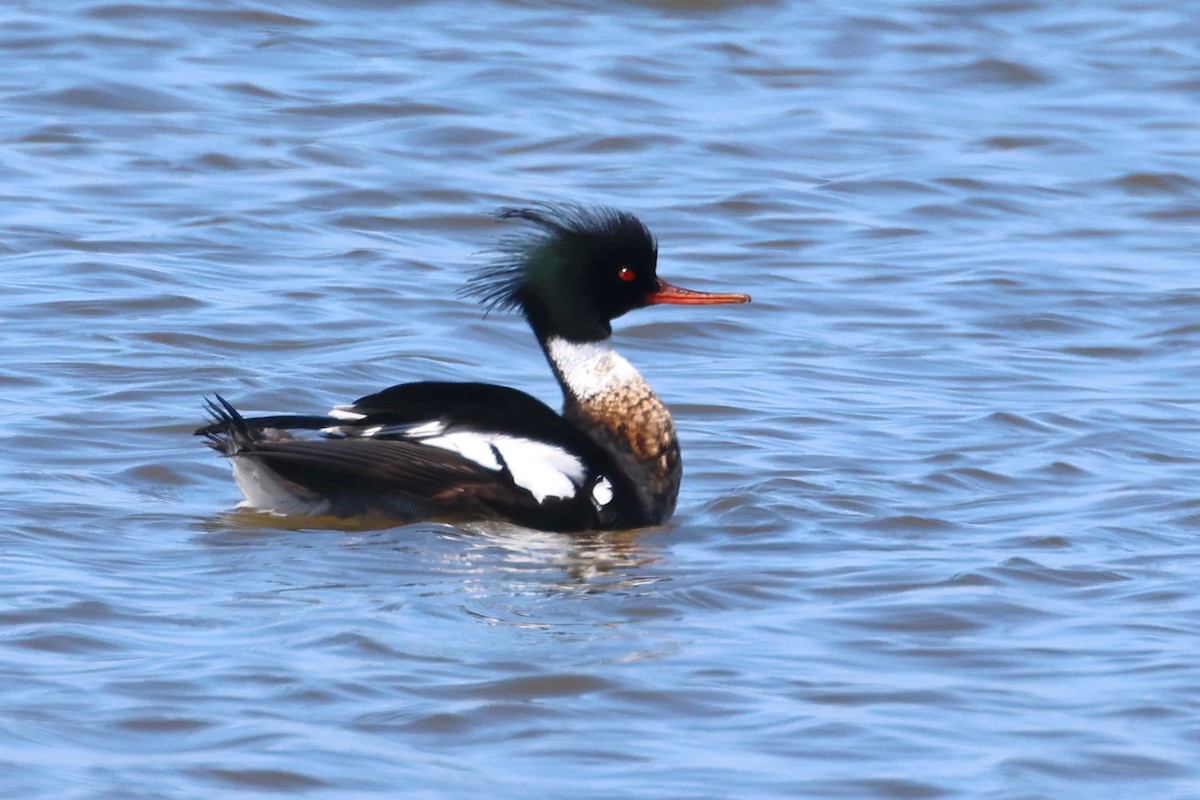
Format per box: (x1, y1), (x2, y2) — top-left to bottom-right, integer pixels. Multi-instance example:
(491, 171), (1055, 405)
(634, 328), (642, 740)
(196, 384), (627, 529)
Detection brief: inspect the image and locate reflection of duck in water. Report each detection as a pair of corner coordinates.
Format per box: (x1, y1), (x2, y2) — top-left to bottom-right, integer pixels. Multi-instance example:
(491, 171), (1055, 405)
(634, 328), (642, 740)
(197, 206), (749, 532)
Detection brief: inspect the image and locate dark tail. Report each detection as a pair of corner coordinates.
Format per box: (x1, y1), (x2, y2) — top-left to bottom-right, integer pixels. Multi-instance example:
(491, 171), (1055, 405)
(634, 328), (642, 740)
(196, 396), (337, 454)
(196, 394), (257, 455)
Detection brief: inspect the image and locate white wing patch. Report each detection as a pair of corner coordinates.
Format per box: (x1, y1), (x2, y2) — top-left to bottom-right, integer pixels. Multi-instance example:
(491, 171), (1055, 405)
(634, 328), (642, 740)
(417, 430), (586, 503)
(318, 409), (586, 504)
(420, 432), (503, 471)
(325, 418), (447, 439)
(493, 437), (587, 503)
(328, 405), (366, 421)
(402, 420), (446, 438)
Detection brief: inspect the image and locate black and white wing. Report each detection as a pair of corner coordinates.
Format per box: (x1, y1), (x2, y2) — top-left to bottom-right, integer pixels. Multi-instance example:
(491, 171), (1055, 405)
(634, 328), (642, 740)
(195, 383), (631, 530)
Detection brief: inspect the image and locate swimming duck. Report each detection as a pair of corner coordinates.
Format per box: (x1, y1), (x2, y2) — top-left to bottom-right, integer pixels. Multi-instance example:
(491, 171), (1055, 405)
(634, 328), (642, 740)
(197, 205), (749, 531)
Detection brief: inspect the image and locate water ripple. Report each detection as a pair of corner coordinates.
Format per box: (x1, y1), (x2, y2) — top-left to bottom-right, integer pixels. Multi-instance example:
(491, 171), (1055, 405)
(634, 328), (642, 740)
(2, 1), (1199, 798)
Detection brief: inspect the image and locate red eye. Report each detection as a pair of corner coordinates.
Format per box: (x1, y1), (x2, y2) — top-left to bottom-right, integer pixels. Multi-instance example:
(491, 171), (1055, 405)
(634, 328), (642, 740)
(618, 266), (636, 282)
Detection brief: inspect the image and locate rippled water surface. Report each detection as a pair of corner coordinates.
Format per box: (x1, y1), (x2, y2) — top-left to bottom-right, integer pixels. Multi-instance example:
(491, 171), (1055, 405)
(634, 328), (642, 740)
(4, 1), (1200, 797)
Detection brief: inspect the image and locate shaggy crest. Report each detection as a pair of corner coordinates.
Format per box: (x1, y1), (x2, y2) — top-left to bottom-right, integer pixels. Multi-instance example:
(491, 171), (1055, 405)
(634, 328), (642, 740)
(461, 204), (658, 316)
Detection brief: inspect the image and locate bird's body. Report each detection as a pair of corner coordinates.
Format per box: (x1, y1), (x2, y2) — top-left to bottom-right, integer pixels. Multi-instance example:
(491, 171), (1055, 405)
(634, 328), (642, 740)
(197, 206), (748, 532)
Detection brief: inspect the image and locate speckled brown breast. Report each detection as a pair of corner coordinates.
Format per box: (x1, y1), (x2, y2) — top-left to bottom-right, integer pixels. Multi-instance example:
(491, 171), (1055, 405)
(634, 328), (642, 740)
(566, 378), (681, 524)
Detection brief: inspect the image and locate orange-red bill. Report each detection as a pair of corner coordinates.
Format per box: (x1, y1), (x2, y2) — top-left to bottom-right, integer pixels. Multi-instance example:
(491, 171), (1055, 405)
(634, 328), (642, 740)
(644, 279), (751, 306)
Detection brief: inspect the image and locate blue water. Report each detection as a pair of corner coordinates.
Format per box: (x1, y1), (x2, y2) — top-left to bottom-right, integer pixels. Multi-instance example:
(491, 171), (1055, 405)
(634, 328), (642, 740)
(3, 1), (1199, 798)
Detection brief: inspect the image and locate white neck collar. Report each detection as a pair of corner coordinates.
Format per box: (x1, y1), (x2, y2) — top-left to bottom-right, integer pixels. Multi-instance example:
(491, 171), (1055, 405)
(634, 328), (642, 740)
(544, 336), (642, 402)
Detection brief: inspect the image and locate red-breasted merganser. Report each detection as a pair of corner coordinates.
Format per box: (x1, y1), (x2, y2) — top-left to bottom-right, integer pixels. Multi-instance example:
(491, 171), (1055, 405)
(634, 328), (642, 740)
(196, 205), (749, 531)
